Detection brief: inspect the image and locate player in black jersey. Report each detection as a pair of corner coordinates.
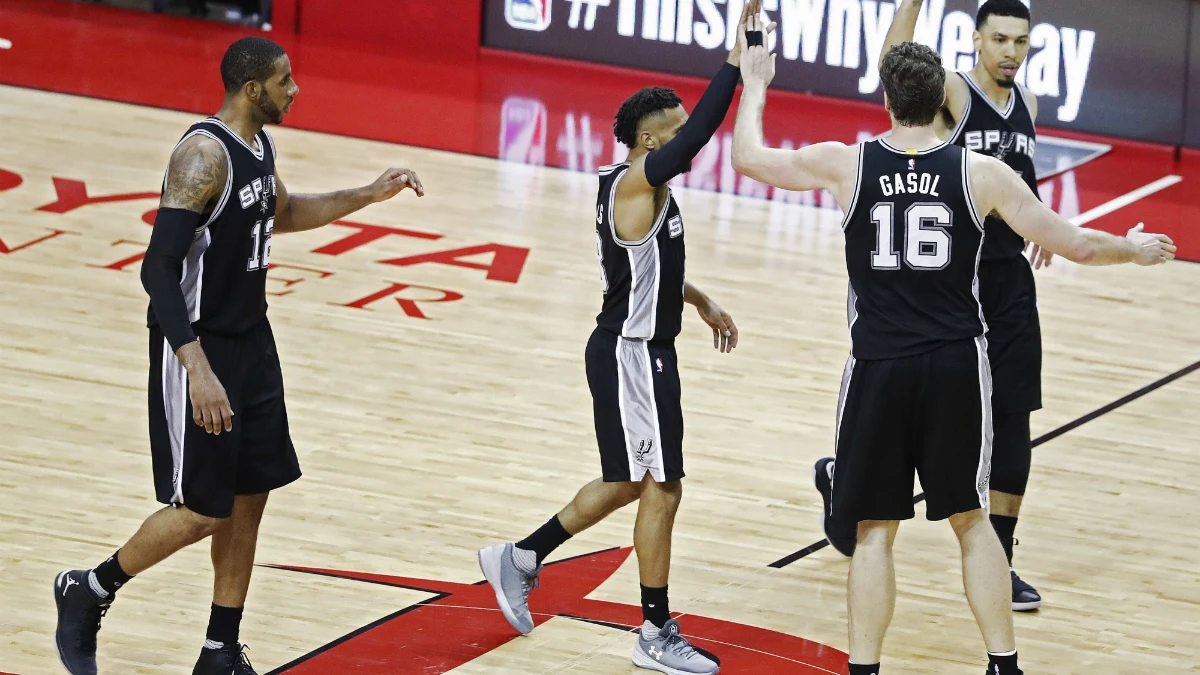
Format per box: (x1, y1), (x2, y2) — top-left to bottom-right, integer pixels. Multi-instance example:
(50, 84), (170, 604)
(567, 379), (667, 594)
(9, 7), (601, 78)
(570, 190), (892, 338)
(477, 5), (761, 674)
(815, 0), (1052, 611)
(53, 37), (423, 675)
(733, 31), (1173, 675)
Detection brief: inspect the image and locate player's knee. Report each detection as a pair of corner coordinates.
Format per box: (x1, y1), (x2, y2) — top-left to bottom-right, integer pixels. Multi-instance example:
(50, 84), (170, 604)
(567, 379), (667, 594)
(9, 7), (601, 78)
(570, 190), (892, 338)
(641, 478), (683, 512)
(179, 508), (226, 540)
(855, 520), (899, 549)
(990, 412), (1032, 495)
(947, 508), (987, 539)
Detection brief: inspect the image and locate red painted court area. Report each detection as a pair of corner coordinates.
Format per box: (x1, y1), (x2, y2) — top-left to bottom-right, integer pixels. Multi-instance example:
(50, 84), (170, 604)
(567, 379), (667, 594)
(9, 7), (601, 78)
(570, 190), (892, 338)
(0, 0), (1195, 265)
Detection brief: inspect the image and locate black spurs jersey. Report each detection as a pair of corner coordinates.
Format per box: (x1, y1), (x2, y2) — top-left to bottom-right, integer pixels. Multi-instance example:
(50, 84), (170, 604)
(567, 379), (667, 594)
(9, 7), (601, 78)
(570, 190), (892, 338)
(594, 163), (686, 341)
(842, 140), (986, 360)
(949, 72), (1039, 261)
(148, 117), (278, 337)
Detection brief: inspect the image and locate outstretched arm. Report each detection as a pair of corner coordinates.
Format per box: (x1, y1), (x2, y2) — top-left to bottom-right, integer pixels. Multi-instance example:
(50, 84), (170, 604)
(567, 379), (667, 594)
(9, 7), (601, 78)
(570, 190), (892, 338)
(879, 0), (924, 69)
(684, 280), (738, 353)
(274, 167), (424, 234)
(975, 154), (1175, 266)
(878, 0), (967, 126)
(623, 0), (766, 193)
(731, 16), (850, 193)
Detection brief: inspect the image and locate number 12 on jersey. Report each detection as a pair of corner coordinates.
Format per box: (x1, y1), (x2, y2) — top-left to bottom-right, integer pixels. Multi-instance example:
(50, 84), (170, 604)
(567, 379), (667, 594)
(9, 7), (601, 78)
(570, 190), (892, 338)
(247, 217), (274, 271)
(870, 202), (952, 271)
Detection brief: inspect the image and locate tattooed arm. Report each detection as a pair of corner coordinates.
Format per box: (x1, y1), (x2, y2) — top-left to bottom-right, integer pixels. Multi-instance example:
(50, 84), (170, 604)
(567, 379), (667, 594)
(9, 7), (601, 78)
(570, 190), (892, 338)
(141, 135), (235, 434)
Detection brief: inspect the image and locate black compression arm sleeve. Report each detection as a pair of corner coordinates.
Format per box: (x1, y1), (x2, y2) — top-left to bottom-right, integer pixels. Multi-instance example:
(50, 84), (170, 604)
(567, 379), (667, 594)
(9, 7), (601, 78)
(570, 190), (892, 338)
(141, 207), (201, 352)
(644, 63), (741, 187)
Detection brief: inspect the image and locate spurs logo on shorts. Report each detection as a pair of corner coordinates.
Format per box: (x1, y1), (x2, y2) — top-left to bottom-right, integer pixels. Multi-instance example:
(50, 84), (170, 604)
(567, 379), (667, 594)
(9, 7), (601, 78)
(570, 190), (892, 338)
(634, 439), (655, 466)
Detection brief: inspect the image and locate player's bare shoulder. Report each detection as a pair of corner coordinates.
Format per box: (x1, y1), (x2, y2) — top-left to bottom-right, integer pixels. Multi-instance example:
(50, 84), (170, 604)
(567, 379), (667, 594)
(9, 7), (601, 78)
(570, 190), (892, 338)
(814, 141), (867, 201)
(162, 134), (230, 213)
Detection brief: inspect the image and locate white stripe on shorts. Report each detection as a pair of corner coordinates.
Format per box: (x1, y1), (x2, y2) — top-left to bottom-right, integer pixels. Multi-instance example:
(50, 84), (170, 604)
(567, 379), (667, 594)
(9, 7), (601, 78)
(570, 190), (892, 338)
(830, 354), (856, 510)
(974, 336), (994, 509)
(614, 336), (665, 482)
(162, 337), (189, 505)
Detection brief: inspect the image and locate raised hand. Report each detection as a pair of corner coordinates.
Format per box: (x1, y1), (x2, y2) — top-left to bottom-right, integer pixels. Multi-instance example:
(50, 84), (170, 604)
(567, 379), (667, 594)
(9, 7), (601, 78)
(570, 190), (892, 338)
(371, 167), (425, 202)
(1126, 223), (1177, 266)
(738, 10), (778, 89)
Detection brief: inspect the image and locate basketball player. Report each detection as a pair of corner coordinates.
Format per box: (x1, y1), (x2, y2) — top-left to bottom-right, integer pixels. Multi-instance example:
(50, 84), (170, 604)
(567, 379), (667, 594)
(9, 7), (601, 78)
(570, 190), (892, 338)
(731, 27), (1173, 675)
(814, 0), (1050, 612)
(475, 4), (766, 673)
(52, 37), (423, 675)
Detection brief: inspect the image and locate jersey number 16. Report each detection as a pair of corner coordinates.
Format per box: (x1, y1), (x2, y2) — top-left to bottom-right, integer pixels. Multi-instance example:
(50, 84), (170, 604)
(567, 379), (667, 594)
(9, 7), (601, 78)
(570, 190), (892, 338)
(869, 202), (952, 271)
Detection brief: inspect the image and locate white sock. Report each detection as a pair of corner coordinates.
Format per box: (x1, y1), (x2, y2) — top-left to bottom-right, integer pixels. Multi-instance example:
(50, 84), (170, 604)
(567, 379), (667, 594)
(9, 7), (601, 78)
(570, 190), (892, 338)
(640, 620), (660, 640)
(204, 639), (225, 651)
(87, 571), (110, 600)
(989, 649), (1017, 657)
(511, 546), (538, 575)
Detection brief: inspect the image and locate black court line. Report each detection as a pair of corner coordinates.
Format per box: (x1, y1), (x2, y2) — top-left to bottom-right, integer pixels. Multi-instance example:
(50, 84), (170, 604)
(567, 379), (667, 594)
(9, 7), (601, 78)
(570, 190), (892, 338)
(769, 358), (1200, 569)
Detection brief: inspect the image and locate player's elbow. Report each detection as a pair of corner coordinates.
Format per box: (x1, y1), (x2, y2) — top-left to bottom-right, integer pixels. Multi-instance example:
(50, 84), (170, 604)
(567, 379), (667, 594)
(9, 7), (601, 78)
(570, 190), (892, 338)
(730, 148), (762, 180)
(1065, 239), (1098, 265)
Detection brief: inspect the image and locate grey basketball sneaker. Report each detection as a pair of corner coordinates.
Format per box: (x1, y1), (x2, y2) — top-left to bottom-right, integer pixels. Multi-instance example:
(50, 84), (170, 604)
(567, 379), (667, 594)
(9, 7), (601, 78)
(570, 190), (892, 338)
(633, 618), (720, 674)
(478, 543), (541, 635)
(54, 570), (110, 675)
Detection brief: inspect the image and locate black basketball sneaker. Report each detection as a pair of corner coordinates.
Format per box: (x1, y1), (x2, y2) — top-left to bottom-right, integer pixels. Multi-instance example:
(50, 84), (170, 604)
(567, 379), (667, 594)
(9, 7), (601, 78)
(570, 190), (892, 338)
(1011, 569), (1042, 612)
(813, 457), (857, 557)
(193, 643), (258, 675)
(53, 570), (111, 675)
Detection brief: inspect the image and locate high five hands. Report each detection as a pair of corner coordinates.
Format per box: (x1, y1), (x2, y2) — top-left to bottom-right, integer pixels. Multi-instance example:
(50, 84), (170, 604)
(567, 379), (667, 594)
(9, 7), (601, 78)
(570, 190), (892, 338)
(727, 0), (778, 69)
(736, 2), (779, 88)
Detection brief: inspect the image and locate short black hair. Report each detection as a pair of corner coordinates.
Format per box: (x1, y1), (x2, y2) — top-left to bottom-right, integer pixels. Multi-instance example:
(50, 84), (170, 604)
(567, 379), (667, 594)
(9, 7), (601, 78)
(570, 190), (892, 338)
(220, 37), (287, 93)
(976, 0), (1031, 30)
(613, 87), (683, 149)
(879, 42), (946, 127)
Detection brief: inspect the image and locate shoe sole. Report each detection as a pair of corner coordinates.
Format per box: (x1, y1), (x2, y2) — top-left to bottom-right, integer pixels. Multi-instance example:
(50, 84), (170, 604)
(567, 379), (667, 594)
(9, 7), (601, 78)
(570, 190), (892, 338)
(53, 571), (84, 675)
(1013, 599), (1042, 612)
(477, 545), (533, 635)
(632, 647), (719, 675)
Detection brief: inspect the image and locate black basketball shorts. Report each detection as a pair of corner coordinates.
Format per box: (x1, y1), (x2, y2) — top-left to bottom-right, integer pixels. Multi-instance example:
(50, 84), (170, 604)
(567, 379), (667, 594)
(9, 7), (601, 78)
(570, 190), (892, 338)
(585, 328), (685, 483)
(979, 257), (1043, 415)
(831, 337), (993, 522)
(148, 318), (301, 519)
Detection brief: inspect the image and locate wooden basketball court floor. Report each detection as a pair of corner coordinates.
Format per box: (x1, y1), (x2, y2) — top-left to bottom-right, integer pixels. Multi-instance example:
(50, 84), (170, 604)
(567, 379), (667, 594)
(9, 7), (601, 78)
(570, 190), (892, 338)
(1, 84), (1199, 674)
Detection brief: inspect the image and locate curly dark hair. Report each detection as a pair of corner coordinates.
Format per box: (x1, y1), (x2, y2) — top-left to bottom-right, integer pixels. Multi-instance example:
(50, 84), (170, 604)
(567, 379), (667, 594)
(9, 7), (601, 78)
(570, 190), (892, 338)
(221, 36), (287, 93)
(977, 0), (1031, 30)
(613, 87), (684, 149)
(879, 42), (946, 128)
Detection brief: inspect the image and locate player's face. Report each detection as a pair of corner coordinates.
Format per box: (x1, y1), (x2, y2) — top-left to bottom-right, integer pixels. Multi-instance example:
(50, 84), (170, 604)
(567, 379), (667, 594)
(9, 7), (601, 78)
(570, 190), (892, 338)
(255, 55), (299, 125)
(974, 16), (1030, 89)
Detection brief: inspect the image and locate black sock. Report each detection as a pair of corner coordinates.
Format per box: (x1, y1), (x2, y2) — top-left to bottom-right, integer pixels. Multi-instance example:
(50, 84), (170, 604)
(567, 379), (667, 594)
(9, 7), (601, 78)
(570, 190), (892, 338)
(516, 515), (572, 564)
(205, 604), (244, 649)
(640, 584), (670, 628)
(92, 550), (133, 597)
(848, 663), (880, 675)
(990, 514), (1018, 564)
(988, 650), (1020, 674)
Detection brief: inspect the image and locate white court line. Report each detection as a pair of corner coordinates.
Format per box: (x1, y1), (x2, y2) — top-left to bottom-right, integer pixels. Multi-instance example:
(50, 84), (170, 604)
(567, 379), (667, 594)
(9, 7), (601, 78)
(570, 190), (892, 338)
(1070, 175), (1183, 227)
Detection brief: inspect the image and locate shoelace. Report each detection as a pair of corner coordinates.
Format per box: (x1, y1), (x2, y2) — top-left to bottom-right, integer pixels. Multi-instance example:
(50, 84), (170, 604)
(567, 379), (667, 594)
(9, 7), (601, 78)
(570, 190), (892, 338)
(234, 644), (256, 674)
(79, 604), (110, 653)
(520, 572), (541, 596)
